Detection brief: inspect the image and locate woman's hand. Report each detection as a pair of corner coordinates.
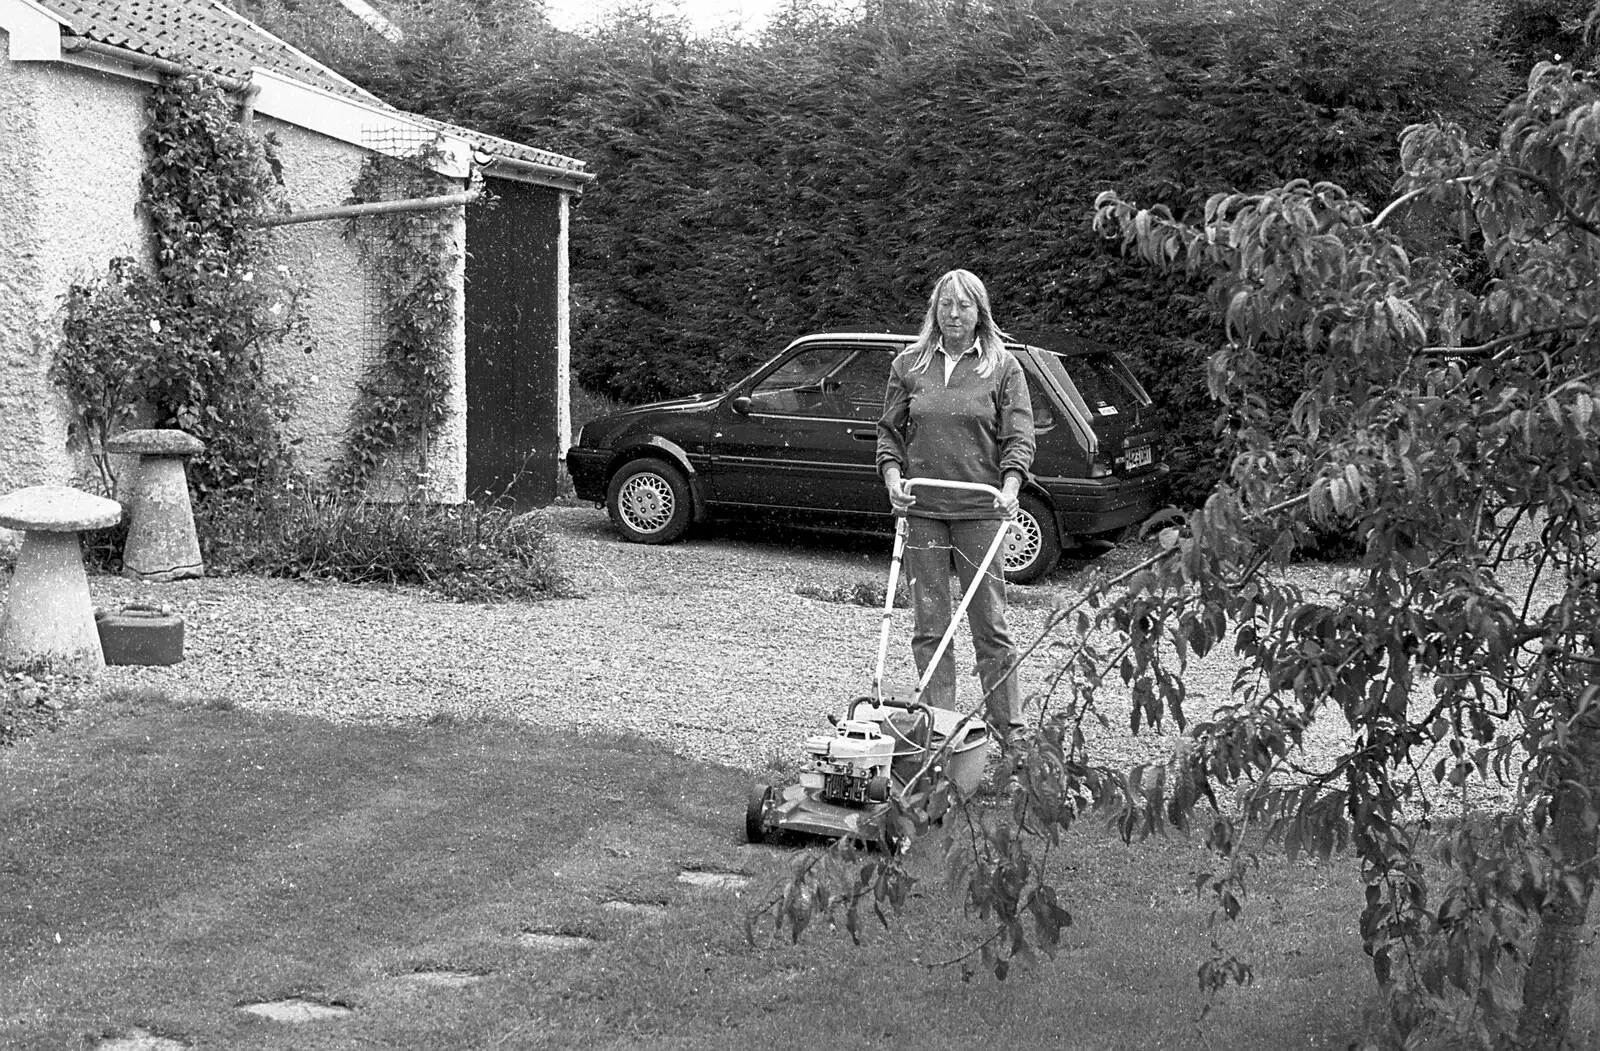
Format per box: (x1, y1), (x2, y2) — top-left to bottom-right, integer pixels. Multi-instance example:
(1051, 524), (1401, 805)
(884, 469), (916, 513)
(994, 475), (1021, 518)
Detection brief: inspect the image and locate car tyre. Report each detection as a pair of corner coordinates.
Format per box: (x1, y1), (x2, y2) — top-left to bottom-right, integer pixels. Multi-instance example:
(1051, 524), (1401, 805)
(1003, 493), (1062, 584)
(607, 459), (692, 544)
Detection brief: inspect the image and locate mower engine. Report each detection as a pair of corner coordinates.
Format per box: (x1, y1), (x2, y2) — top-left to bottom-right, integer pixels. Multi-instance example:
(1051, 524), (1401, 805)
(800, 719), (894, 806)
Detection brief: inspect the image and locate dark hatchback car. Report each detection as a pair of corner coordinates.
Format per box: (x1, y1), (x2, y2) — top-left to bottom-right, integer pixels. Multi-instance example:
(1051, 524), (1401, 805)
(565, 331), (1169, 582)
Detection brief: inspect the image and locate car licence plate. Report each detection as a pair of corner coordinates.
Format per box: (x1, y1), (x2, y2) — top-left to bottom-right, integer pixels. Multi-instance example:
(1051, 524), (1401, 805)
(1125, 445), (1152, 469)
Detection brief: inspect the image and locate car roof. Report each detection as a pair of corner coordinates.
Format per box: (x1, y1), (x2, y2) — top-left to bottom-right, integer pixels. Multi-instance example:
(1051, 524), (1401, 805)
(1006, 329), (1120, 358)
(794, 330), (1119, 358)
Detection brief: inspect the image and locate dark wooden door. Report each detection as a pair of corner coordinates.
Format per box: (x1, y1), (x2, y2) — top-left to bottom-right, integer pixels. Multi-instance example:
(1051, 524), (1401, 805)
(465, 178), (562, 508)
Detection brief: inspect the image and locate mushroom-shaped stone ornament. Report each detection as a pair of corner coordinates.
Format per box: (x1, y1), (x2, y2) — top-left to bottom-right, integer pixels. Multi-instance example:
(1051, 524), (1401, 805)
(106, 428), (205, 582)
(0, 485), (122, 673)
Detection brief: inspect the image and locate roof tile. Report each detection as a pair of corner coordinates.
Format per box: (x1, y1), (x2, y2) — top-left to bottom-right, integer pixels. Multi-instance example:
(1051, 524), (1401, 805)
(31, 0), (586, 173)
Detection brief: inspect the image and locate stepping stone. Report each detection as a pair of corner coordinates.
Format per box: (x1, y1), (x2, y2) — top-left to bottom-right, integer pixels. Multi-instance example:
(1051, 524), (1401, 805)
(96, 1030), (187, 1051)
(516, 931), (597, 950)
(602, 900), (669, 920)
(678, 869), (749, 890)
(239, 998), (353, 1023)
(394, 970), (483, 988)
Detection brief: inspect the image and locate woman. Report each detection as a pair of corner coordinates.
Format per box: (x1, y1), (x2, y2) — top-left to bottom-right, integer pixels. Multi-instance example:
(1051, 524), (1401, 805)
(876, 269), (1035, 736)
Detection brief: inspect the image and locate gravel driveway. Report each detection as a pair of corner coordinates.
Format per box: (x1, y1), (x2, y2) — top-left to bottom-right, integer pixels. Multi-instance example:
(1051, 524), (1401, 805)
(6, 507), (1369, 778)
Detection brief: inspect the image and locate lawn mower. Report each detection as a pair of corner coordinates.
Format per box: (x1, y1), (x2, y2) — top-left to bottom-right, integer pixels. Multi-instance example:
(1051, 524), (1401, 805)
(746, 479), (1015, 848)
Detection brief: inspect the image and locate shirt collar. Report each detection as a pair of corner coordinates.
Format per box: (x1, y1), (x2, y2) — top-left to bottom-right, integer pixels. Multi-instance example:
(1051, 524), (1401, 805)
(937, 338), (979, 358)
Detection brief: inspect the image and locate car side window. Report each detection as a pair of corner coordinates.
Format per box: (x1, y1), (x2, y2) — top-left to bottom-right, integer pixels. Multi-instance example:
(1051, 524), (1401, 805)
(1029, 382), (1056, 430)
(748, 345), (854, 415)
(829, 348), (895, 420)
(749, 345), (892, 419)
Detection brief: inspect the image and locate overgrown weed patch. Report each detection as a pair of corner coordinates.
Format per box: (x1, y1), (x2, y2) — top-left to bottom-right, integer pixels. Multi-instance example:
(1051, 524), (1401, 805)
(195, 488), (577, 602)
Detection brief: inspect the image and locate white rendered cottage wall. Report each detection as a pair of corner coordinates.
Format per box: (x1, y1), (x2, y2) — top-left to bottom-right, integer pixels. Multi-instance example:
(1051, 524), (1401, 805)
(0, 52), (471, 518)
(259, 117), (468, 502)
(0, 39), (147, 502)
(254, 115), (366, 485)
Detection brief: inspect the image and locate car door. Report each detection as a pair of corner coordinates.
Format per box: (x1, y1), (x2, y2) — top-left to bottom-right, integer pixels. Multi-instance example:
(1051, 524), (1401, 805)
(705, 341), (898, 514)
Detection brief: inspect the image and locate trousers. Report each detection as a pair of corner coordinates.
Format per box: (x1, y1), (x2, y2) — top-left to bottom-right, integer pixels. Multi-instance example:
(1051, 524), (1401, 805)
(903, 515), (1022, 726)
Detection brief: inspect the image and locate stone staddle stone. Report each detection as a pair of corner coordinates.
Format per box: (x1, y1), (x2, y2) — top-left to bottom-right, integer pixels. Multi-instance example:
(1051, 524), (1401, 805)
(104, 429), (206, 457)
(107, 430), (205, 583)
(0, 486), (122, 675)
(0, 485), (122, 533)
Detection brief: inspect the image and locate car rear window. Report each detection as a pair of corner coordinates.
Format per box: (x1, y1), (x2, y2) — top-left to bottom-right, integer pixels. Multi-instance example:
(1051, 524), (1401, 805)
(1053, 352), (1141, 419)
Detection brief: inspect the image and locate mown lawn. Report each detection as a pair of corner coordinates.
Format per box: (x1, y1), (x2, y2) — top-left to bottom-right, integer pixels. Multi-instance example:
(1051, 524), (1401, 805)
(1, 690), (1377, 1050)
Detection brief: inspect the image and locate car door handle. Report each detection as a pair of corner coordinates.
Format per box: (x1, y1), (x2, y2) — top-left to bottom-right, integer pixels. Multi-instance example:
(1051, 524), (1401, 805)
(848, 428), (877, 440)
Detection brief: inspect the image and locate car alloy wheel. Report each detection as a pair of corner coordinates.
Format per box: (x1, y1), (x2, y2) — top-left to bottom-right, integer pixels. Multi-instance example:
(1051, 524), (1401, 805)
(1004, 514), (1042, 572)
(1002, 493), (1063, 584)
(607, 458), (692, 544)
(620, 474), (674, 531)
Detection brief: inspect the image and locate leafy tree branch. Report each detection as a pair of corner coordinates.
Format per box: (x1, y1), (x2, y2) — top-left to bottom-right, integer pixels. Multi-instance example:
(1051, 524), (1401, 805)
(764, 39), (1600, 1051)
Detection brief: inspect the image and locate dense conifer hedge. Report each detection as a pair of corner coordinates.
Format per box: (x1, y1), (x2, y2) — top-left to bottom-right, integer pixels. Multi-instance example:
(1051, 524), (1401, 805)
(246, 0), (1531, 503)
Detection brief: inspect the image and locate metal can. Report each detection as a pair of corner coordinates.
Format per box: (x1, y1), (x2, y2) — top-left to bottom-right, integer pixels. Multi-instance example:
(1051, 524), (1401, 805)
(95, 605), (185, 666)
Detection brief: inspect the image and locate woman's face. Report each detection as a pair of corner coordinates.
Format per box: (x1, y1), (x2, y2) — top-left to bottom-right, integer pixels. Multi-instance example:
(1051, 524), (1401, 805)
(936, 285), (979, 348)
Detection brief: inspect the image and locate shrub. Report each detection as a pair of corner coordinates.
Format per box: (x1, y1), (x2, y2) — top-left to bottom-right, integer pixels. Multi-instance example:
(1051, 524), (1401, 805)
(195, 487), (577, 601)
(796, 580), (909, 608)
(80, 515), (131, 576)
(570, 383), (627, 430)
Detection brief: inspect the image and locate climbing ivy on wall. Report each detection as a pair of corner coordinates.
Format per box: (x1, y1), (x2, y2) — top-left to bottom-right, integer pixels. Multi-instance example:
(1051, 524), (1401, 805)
(53, 74), (304, 497)
(334, 144), (463, 492)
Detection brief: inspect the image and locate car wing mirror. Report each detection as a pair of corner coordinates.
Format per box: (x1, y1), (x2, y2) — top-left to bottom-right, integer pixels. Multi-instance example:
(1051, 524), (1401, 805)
(731, 395), (752, 415)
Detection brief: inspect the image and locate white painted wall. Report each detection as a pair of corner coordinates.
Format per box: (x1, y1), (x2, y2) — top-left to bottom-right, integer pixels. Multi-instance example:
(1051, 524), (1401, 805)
(0, 55), (473, 522)
(0, 41), (148, 520)
(261, 115), (468, 502)
(257, 117), (371, 489)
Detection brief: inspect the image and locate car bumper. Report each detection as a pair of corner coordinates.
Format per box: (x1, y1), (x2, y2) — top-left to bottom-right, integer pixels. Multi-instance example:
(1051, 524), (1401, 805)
(1043, 466), (1170, 535)
(564, 447), (612, 503)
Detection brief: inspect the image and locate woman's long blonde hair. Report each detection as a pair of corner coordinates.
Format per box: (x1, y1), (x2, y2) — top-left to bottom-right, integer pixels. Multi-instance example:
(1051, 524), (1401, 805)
(906, 269), (1010, 378)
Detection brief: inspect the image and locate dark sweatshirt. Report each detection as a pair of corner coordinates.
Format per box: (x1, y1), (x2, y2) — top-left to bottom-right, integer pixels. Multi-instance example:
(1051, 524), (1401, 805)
(876, 343), (1036, 519)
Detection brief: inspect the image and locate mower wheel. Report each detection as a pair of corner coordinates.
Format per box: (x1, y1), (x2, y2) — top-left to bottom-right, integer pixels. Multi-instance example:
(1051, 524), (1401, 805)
(746, 782), (774, 843)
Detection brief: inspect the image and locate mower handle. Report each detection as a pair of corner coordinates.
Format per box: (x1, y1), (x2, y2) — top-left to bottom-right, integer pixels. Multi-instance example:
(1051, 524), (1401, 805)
(848, 695), (929, 719)
(902, 478), (1004, 499)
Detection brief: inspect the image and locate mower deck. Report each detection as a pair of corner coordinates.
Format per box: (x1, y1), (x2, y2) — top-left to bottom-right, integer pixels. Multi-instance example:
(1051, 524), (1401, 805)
(766, 782), (889, 841)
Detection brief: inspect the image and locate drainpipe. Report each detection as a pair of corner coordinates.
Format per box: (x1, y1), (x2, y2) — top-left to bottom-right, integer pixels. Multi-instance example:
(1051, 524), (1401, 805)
(239, 80), (261, 124)
(255, 185), (483, 227)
